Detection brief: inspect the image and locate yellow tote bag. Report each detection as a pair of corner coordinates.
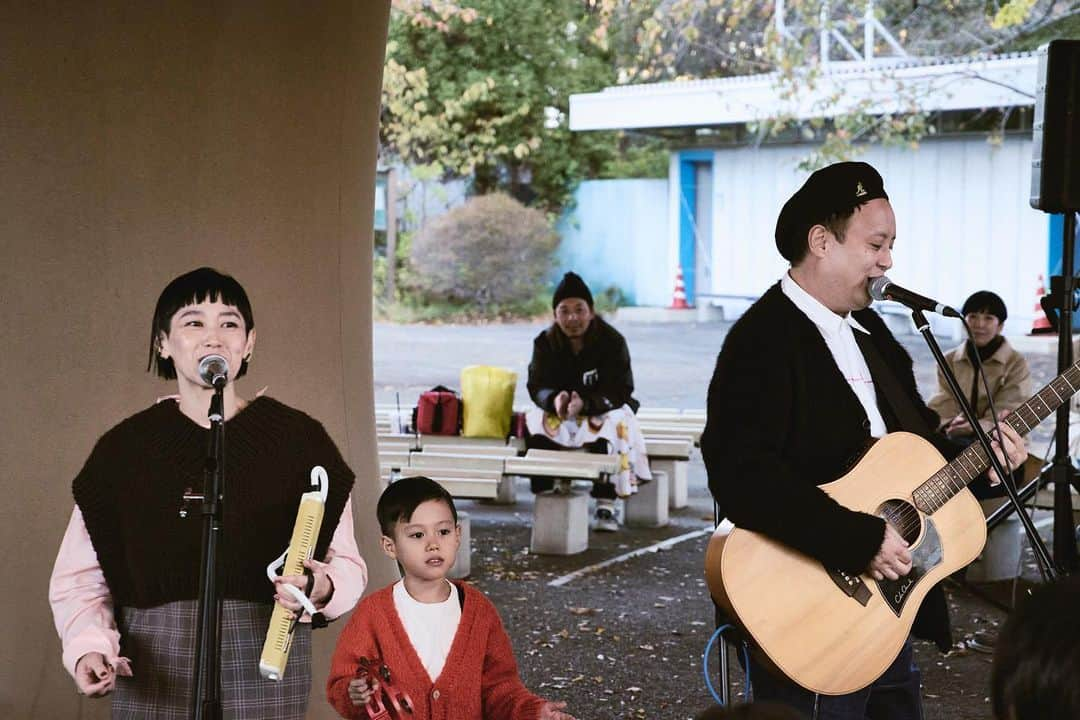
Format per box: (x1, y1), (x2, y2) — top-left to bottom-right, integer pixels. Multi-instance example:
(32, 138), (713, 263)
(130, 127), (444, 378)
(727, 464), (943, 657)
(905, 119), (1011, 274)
(460, 365), (518, 438)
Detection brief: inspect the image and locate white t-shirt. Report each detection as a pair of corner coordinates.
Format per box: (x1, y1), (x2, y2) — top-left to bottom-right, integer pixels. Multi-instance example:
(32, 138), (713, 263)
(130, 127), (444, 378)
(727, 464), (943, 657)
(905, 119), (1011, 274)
(781, 272), (888, 437)
(392, 580), (462, 682)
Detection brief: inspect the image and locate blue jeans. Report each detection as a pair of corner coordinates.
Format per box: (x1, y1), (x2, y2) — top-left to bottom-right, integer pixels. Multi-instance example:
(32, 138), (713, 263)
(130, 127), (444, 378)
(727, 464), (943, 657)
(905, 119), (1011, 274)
(747, 641), (923, 720)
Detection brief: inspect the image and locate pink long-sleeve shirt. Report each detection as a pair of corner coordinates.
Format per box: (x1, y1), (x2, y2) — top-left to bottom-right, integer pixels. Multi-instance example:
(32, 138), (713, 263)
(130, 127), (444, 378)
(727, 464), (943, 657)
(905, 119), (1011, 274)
(49, 496), (367, 678)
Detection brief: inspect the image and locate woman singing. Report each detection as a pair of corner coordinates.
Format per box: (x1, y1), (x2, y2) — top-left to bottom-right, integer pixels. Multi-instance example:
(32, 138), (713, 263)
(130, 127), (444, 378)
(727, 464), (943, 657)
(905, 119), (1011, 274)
(49, 267), (367, 718)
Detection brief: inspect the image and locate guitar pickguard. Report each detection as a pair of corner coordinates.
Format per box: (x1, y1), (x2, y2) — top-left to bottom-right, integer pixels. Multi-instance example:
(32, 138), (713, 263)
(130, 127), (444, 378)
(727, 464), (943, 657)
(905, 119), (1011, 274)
(875, 517), (943, 617)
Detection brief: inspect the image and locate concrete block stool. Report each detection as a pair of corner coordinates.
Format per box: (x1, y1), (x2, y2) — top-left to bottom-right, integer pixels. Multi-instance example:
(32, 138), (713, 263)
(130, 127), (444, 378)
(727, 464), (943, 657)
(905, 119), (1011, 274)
(650, 459), (688, 510)
(530, 490), (589, 555)
(966, 513), (1022, 582)
(625, 470), (669, 528)
(448, 511), (472, 579)
(491, 474), (519, 505)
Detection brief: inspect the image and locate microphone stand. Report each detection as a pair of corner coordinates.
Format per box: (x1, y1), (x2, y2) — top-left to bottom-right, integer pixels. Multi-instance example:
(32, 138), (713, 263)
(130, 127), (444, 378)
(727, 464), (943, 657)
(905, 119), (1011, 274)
(1046, 210), (1080, 573)
(189, 386), (226, 720)
(911, 309), (1058, 582)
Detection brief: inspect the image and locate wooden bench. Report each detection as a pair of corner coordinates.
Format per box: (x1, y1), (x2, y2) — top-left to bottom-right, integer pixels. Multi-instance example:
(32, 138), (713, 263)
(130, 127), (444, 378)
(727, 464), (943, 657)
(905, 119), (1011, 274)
(522, 448), (619, 472)
(638, 422), (703, 445)
(416, 444), (518, 457)
(409, 453), (507, 472)
(396, 466), (503, 500)
(513, 450), (670, 544)
(377, 433), (421, 451)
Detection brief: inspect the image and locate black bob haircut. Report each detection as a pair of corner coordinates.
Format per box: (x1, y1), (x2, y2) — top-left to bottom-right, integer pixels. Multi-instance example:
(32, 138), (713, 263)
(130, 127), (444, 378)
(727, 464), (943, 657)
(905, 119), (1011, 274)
(377, 476), (458, 537)
(961, 290), (1008, 323)
(147, 267), (255, 380)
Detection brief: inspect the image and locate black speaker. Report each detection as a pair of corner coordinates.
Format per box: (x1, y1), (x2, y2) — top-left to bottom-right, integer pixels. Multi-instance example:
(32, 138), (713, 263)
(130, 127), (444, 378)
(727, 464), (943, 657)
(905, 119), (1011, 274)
(1031, 40), (1080, 213)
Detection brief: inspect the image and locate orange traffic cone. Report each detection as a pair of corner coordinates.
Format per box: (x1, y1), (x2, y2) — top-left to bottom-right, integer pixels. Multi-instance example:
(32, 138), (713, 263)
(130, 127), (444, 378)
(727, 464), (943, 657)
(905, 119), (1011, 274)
(671, 266), (690, 309)
(1030, 274), (1054, 334)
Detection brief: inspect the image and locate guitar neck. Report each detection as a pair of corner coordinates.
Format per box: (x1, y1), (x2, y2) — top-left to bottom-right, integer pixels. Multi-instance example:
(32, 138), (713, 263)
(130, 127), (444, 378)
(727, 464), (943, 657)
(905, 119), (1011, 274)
(912, 358), (1080, 514)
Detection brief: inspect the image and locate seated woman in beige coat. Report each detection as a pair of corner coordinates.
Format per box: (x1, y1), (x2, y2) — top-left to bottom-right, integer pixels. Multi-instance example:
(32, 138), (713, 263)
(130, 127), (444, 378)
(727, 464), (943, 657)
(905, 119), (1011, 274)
(928, 290), (1032, 440)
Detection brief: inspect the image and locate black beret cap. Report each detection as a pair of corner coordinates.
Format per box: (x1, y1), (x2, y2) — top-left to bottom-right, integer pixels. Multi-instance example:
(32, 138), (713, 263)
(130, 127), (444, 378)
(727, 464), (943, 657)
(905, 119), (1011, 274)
(553, 271), (593, 309)
(775, 161), (889, 262)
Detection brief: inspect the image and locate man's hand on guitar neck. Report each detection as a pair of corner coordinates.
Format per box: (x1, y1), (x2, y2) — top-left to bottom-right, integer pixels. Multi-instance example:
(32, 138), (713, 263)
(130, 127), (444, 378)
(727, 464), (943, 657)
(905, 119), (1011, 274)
(985, 421), (1026, 487)
(868, 524), (912, 581)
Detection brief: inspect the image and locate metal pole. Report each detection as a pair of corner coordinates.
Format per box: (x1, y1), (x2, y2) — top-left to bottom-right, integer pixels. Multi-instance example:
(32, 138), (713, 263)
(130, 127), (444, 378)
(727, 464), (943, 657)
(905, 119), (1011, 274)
(385, 168), (398, 302)
(863, 0), (874, 61)
(1052, 210), (1079, 572)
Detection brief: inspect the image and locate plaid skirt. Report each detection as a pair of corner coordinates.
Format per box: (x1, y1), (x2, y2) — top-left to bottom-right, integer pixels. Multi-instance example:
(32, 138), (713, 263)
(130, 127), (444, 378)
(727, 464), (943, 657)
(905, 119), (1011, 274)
(113, 599), (311, 719)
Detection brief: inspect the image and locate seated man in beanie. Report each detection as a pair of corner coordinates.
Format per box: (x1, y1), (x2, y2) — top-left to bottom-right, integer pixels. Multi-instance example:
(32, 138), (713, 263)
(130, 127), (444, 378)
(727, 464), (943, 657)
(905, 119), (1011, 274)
(526, 271), (652, 531)
(702, 161), (1027, 718)
(928, 290), (1031, 441)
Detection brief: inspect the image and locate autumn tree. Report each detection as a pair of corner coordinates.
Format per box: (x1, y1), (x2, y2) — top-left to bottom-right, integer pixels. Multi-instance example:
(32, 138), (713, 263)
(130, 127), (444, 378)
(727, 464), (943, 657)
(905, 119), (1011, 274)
(589, 0), (1079, 168)
(383, 0), (643, 214)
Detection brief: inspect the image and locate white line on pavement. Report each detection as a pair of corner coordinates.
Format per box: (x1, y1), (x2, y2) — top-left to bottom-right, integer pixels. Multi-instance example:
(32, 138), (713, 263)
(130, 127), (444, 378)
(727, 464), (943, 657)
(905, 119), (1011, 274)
(547, 526), (714, 587)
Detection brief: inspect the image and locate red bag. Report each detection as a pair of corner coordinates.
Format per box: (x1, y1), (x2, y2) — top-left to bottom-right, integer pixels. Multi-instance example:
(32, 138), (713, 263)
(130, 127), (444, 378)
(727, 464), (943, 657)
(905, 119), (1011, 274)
(509, 411), (527, 438)
(414, 386), (460, 435)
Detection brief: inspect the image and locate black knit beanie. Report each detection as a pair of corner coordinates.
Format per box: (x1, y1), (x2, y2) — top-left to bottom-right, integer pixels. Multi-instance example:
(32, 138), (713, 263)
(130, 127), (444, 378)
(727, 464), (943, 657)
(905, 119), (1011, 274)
(552, 272), (594, 309)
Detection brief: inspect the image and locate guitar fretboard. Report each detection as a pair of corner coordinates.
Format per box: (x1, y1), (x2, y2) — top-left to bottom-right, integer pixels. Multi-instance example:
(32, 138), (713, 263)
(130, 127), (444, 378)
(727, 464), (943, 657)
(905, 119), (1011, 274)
(912, 359), (1080, 514)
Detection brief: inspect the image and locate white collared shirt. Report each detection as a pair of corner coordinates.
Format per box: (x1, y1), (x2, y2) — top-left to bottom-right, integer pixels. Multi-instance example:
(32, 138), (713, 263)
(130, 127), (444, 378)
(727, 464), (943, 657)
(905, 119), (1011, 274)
(781, 272), (888, 437)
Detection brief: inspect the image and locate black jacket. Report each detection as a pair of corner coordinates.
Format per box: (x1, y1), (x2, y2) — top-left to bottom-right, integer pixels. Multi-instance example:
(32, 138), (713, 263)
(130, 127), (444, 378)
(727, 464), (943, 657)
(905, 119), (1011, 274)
(527, 316), (639, 416)
(703, 283), (959, 651)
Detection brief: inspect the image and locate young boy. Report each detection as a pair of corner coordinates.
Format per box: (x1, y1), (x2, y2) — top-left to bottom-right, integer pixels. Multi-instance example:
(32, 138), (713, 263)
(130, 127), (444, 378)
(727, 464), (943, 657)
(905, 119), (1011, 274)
(327, 476), (576, 720)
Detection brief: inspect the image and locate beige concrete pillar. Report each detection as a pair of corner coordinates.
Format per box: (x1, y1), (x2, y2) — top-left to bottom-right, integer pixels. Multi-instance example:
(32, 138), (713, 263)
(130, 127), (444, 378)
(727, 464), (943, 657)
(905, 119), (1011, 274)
(0, 3), (393, 717)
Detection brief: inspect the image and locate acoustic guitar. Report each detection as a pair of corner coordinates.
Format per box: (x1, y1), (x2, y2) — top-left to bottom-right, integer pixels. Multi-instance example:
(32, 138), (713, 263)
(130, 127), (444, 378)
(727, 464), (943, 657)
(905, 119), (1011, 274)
(704, 360), (1077, 695)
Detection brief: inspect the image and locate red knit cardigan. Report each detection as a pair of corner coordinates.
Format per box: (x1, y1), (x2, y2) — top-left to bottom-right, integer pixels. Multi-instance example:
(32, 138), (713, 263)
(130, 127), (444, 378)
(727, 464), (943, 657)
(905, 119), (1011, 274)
(327, 581), (546, 720)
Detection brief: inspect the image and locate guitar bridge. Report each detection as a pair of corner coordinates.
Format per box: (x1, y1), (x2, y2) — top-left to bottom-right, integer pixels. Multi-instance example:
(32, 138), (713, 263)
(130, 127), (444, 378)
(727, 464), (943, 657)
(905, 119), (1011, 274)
(826, 567), (872, 606)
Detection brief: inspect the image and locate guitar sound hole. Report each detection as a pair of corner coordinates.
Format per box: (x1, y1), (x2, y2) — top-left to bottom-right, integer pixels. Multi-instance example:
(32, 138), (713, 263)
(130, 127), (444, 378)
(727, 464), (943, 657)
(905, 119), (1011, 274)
(878, 499), (922, 545)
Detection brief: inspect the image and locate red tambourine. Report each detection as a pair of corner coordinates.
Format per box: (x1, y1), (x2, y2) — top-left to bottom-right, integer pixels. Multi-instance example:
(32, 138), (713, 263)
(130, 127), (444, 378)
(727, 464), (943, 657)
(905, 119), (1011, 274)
(356, 656), (415, 720)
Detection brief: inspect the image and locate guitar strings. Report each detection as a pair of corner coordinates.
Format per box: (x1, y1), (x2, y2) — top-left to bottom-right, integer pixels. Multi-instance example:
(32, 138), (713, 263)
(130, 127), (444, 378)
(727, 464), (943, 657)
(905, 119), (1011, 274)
(878, 364), (1080, 540)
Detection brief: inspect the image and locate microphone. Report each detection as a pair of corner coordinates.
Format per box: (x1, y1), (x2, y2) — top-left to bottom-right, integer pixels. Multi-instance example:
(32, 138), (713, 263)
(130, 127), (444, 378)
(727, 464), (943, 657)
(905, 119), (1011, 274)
(197, 354), (229, 389)
(868, 276), (961, 318)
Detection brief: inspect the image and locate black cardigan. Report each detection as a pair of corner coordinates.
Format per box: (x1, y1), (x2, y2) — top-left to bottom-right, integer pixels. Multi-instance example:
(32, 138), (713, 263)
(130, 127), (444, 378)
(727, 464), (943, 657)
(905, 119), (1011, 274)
(703, 283), (956, 650)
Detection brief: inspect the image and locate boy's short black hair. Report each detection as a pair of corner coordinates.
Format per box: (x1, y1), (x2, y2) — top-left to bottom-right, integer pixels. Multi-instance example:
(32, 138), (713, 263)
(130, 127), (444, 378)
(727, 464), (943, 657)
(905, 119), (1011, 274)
(148, 267), (255, 380)
(377, 476), (458, 536)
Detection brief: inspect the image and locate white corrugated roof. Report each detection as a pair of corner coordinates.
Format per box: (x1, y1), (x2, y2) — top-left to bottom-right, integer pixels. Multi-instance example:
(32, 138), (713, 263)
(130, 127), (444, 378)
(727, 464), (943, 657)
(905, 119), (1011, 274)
(569, 52), (1039, 131)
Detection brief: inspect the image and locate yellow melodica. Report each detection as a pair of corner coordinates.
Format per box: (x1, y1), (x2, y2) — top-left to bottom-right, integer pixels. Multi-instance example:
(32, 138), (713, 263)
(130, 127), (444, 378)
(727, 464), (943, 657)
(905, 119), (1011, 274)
(259, 466), (327, 681)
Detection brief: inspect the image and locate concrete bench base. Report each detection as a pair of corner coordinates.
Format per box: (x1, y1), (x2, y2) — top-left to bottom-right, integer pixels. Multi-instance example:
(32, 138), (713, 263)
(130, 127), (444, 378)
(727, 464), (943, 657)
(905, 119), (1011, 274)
(449, 511), (472, 579)
(530, 491), (589, 555)
(650, 459), (688, 510)
(625, 470), (669, 528)
(480, 474), (519, 505)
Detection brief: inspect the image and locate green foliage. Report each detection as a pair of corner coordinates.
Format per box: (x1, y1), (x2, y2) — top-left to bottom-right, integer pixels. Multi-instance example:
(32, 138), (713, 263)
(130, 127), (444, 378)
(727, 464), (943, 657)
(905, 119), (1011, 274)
(1006, 11), (1080, 50)
(990, 0), (1039, 29)
(385, 0), (623, 214)
(599, 134), (670, 179)
(410, 193), (559, 310)
(593, 284), (626, 314)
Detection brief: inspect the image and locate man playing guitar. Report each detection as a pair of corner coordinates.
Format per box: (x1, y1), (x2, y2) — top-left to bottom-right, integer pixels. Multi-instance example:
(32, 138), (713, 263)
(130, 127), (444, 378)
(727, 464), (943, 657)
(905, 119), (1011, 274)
(702, 161), (1027, 718)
